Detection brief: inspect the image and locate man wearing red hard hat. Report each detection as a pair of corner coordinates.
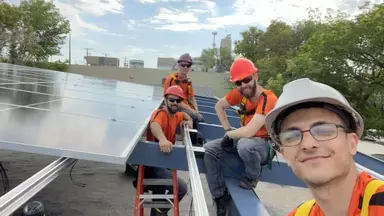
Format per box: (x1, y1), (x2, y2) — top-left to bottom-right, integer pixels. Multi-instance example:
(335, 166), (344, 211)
(203, 58), (278, 216)
(134, 85), (192, 216)
(163, 53), (205, 144)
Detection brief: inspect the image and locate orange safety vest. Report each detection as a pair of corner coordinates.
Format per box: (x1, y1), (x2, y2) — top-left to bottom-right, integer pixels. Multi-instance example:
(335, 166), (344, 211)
(169, 74), (195, 109)
(294, 179), (384, 216)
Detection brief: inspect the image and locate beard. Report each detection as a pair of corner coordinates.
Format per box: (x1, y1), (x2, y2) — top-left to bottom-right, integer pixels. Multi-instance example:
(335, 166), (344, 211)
(239, 80), (257, 99)
(167, 103), (179, 114)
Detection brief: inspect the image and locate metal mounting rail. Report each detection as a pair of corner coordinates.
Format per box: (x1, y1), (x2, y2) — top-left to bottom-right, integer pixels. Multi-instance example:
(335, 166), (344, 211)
(0, 157), (76, 216)
(356, 163), (383, 180)
(183, 127), (209, 216)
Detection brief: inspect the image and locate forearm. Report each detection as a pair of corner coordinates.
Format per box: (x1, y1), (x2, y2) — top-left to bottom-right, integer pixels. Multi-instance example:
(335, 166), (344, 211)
(215, 106), (231, 130)
(150, 123), (167, 142)
(183, 112), (192, 121)
(227, 127), (253, 139)
(191, 97), (198, 111)
(180, 101), (195, 112)
(227, 120), (264, 139)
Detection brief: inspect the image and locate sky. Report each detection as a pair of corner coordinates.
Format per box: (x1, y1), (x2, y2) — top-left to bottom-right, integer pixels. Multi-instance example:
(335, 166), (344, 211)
(7, 0), (383, 68)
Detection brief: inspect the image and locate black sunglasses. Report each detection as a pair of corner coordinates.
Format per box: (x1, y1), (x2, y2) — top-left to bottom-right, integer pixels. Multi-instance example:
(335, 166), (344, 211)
(179, 64), (192, 68)
(235, 76), (253, 86)
(168, 98), (182, 103)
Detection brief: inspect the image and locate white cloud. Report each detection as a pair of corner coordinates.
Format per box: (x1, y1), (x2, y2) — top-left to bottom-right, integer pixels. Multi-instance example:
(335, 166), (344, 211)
(152, 8), (199, 23)
(156, 22), (218, 31)
(139, 0), (181, 3)
(54, 0), (123, 37)
(147, 0), (218, 31)
(71, 0), (124, 16)
(228, 0), (381, 27)
(152, 0), (381, 32)
(126, 19), (137, 30)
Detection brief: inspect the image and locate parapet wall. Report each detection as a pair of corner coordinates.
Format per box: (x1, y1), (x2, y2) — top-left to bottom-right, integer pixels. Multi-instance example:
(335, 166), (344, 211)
(68, 65), (231, 97)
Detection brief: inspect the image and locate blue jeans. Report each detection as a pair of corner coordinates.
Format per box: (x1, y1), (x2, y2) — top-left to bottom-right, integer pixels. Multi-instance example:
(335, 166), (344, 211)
(144, 167), (188, 213)
(203, 137), (269, 198)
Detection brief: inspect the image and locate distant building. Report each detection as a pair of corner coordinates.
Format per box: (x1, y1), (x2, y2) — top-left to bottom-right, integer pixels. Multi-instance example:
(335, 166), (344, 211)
(220, 34), (232, 51)
(129, 59), (144, 68)
(157, 57), (177, 70)
(85, 56), (119, 67)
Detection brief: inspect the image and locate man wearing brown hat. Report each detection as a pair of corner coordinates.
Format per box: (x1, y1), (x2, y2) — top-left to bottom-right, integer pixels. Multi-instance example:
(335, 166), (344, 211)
(163, 53), (205, 144)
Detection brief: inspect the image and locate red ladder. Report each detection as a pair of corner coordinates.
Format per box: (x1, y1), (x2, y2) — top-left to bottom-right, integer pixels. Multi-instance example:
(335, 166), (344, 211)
(134, 165), (180, 216)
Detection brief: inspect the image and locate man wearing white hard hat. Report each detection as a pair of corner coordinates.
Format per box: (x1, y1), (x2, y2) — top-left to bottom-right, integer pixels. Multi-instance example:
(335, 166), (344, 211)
(265, 78), (384, 216)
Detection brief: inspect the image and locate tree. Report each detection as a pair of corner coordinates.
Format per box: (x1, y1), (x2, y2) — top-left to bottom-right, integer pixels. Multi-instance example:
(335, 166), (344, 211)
(219, 47), (234, 71)
(0, 0), (70, 63)
(200, 48), (216, 69)
(0, 2), (21, 53)
(232, 3), (384, 138)
(234, 27), (265, 64)
(18, 0), (70, 61)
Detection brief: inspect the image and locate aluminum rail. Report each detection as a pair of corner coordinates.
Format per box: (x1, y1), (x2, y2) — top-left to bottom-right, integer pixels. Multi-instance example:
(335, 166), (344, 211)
(183, 127), (209, 216)
(0, 157), (76, 216)
(356, 163), (383, 181)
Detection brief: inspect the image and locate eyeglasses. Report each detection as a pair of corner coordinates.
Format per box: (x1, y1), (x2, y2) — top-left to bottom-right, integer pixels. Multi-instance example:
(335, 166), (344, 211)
(277, 123), (348, 147)
(235, 76), (253, 86)
(168, 98), (182, 103)
(179, 64), (191, 68)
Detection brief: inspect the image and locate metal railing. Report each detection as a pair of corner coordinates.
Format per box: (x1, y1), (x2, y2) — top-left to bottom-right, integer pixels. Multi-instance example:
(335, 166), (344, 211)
(183, 126), (209, 216)
(0, 157), (76, 216)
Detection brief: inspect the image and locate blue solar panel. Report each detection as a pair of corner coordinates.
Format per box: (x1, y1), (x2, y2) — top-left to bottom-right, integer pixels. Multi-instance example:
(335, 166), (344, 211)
(0, 63), (163, 164)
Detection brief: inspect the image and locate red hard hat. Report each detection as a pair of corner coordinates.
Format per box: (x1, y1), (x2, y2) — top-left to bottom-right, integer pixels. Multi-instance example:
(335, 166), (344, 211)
(229, 58), (258, 82)
(164, 85), (186, 99)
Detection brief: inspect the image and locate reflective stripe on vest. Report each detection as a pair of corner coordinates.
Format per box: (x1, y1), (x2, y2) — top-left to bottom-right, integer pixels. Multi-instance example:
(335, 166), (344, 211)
(237, 92), (267, 126)
(294, 179), (384, 216)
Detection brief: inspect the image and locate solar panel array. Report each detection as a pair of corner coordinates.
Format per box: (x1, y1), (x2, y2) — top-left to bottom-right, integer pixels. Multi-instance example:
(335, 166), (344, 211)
(0, 63), (163, 164)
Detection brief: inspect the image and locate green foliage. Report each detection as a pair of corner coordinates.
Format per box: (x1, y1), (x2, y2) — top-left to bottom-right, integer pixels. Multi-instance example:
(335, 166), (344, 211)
(0, 0), (70, 64)
(200, 48), (216, 69)
(219, 47), (234, 71)
(200, 45), (234, 72)
(24, 59), (69, 72)
(233, 3), (384, 138)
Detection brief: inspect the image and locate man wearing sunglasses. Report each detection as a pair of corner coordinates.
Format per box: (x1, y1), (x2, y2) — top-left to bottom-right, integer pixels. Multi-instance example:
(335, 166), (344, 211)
(203, 58), (278, 216)
(139, 85), (192, 216)
(265, 78), (384, 216)
(163, 53), (205, 144)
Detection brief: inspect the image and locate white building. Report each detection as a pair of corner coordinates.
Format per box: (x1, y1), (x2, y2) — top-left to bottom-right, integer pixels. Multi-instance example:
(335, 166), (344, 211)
(129, 59), (144, 68)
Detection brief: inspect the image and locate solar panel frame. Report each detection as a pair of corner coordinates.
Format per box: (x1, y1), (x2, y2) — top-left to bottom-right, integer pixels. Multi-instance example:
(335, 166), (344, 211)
(0, 63), (163, 164)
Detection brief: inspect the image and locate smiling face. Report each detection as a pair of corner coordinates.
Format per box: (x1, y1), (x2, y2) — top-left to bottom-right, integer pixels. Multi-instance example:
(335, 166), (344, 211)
(237, 73), (258, 99)
(177, 61), (192, 79)
(165, 95), (182, 114)
(279, 107), (359, 187)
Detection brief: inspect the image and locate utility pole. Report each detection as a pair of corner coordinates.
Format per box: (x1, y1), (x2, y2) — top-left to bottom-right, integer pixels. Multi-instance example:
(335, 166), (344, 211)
(102, 53), (109, 57)
(84, 48), (92, 66)
(212, 31), (218, 71)
(68, 32), (71, 65)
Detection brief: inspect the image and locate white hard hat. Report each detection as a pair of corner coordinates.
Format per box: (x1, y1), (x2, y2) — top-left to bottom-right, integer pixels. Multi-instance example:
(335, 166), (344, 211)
(265, 78), (364, 144)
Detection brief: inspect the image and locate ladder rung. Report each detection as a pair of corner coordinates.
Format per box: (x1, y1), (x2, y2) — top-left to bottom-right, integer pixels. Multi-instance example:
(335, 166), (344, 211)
(140, 194), (174, 199)
(143, 179), (173, 186)
(141, 201), (173, 209)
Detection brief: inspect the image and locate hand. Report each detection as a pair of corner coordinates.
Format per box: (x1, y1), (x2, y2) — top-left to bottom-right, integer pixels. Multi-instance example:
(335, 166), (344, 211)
(182, 120), (193, 128)
(221, 135), (234, 151)
(159, 139), (173, 153)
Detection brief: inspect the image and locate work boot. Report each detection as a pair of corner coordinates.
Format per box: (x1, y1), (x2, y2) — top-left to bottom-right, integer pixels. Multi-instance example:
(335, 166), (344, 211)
(239, 176), (258, 190)
(150, 208), (168, 216)
(214, 190), (231, 216)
